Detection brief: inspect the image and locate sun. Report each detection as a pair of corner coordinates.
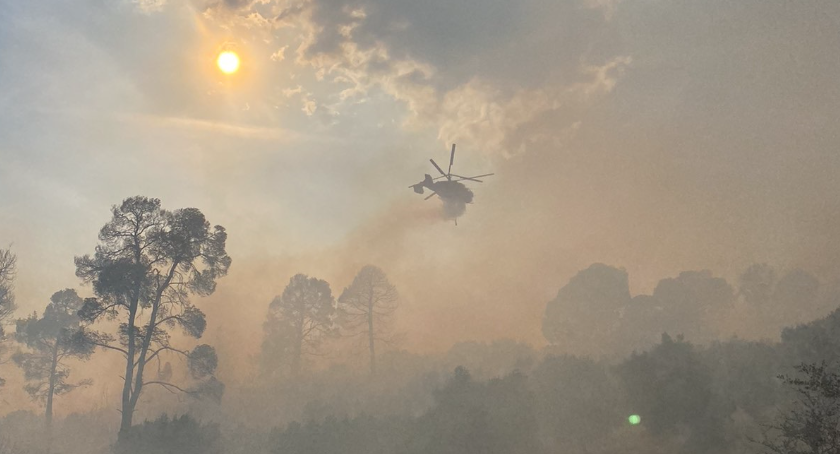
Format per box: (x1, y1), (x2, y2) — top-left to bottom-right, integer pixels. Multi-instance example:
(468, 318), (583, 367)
(217, 51), (240, 74)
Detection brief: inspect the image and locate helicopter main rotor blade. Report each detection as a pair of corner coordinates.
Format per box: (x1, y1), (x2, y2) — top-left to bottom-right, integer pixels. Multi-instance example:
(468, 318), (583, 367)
(452, 177), (483, 183)
(424, 192), (438, 200)
(448, 144), (455, 175)
(450, 173), (494, 183)
(429, 159), (448, 179)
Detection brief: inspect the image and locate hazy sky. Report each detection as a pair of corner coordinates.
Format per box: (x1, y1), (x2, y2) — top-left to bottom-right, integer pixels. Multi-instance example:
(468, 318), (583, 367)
(1, 0), (839, 383)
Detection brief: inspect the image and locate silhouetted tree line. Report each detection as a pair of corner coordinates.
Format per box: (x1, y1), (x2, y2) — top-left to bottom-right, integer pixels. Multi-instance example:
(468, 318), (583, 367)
(259, 265), (399, 379)
(256, 313), (840, 454)
(3, 202), (840, 454)
(237, 257), (840, 454)
(542, 263), (837, 357)
(114, 415), (221, 454)
(267, 367), (539, 454)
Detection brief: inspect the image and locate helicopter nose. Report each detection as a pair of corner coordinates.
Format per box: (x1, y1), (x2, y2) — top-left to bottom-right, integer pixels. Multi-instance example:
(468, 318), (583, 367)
(413, 185), (424, 194)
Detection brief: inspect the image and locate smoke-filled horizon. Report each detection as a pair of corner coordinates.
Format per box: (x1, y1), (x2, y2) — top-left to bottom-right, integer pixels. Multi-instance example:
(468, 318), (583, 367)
(1, 0), (839, 437)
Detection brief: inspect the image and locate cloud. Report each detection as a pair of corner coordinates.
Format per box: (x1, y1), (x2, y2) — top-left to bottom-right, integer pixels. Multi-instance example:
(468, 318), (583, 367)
(270, 45), (288, 61)
(301, 94), (318, 115)
(133, 0), (168, 13)
(248, 0), (626, 156)
(121, 113), (303, 141)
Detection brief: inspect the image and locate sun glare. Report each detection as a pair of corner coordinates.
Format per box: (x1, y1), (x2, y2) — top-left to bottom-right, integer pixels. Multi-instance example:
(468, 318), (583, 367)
(217, 51), (240, 74)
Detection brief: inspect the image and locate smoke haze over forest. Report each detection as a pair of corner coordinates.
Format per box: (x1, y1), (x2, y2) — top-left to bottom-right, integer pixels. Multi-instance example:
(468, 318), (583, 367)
(0, 1), (839, 453)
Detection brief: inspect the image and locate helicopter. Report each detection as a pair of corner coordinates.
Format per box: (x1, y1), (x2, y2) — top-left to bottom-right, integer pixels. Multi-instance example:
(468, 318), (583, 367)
(408, 144), (494, 224)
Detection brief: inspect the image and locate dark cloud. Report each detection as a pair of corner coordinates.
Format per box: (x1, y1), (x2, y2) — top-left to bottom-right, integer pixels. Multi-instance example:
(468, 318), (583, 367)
(275, 4), (305, 24)
(195, 0), (262, 11)
(301, 0), (618, 91)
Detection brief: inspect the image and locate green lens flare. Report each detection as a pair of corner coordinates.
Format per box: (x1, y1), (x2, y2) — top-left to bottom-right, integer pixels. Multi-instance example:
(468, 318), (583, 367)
(628, 414), (641, 425)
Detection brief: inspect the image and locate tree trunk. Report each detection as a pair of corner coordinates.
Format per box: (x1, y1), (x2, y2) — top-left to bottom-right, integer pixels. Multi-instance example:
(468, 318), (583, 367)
(119, 227), (146, 437)
(292, 317), (303, 378)
(127, 301), (159, 420)
(127, 266), (176, 424)
(119, 306), (137, 436)
(45, 341), (60, 452)
(368, 293), (376, 376)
